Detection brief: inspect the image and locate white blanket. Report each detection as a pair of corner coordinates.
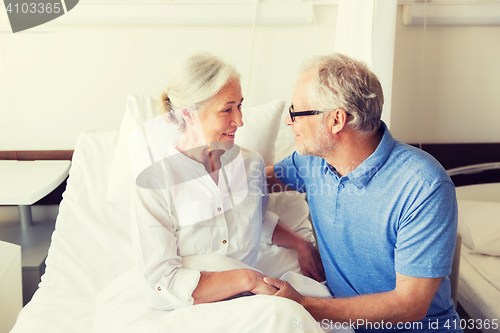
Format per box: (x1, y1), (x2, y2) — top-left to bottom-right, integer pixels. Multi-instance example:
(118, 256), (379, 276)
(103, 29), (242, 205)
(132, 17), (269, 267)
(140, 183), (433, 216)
(94, 254), (338, 333)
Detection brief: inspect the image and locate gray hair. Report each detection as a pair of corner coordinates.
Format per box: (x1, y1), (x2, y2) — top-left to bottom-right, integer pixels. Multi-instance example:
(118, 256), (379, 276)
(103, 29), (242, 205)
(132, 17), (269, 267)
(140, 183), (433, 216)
(299, 53), (383, 133)
(159, 51), (241, 131)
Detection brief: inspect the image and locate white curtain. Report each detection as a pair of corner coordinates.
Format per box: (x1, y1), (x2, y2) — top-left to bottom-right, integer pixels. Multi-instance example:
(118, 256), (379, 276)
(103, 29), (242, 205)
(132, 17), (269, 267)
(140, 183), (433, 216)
(334, 0), (398, 128)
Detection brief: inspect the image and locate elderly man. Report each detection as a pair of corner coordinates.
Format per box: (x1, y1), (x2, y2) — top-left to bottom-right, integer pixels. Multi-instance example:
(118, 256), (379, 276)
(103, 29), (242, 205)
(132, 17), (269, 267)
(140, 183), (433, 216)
(265, 53), (462, 332)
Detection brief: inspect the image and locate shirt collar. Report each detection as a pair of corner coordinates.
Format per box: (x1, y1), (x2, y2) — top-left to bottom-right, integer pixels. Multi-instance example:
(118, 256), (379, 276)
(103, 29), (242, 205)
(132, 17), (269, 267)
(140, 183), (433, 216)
(345, 121), (394, 189)
(167, 139), (240, 170)
(167, 138), (204, 172)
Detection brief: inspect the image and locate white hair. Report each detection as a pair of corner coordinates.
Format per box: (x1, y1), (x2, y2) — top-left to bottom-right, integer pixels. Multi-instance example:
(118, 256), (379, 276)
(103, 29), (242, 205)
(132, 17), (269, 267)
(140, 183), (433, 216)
(159, 51), (241, 131)
(299, 53), (383, 133)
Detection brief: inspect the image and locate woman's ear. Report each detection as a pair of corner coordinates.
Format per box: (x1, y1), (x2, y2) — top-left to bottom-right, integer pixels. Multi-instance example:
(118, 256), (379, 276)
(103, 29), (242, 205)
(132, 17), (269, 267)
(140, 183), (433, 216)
(180, 107), (193, 125)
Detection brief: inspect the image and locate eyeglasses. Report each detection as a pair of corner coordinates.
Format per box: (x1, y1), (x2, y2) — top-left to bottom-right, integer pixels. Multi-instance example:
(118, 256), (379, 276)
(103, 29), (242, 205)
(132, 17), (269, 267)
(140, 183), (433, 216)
(288, 105), (352, 122)
(288, 105), (324, 123)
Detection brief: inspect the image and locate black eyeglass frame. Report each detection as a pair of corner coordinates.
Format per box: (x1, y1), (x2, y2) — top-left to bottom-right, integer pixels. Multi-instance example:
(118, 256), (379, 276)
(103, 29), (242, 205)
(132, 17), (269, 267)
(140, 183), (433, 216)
(288, 105), (351, 122)
(288, 105), (323, 123)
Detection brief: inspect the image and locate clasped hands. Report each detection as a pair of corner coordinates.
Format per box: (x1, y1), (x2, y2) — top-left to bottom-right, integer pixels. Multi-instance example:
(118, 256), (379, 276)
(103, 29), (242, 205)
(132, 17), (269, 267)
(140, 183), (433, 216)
(245, 239), (324, 305)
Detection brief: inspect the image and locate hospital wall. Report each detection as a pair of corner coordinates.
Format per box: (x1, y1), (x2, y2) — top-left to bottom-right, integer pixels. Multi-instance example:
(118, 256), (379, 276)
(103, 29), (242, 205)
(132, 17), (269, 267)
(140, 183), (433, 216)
(391, 6), (500, 144)
(1, 5), (500, 223)
(0, 5), (338, 151)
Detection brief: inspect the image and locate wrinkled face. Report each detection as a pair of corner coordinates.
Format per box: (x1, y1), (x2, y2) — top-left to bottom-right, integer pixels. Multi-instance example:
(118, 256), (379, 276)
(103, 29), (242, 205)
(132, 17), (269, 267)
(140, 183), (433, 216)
(286, 71), (333, 157)
(198, 79), (244, 146)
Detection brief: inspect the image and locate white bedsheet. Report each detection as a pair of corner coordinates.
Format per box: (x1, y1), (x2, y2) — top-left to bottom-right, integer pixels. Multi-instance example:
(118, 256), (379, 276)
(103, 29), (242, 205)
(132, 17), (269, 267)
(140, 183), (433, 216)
(11, 130), (351, 333)
(11, 131), (129, 333)
(456, 183), (500, 333)
(461, 246), (500, 292)
(458, 246), (500, 333)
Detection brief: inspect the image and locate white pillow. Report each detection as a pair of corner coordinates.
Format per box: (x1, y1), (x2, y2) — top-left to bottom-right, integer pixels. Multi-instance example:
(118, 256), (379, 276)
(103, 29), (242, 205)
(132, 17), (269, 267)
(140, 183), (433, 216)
(235, 99), (285, 166)
(267, 192), (314, 242)
(106, 94), (159, 205)
(106, 94), (285, 205)
(457, 199), (500, 256)
(269, 123), (314, 243)
(274, 127), (296, 163)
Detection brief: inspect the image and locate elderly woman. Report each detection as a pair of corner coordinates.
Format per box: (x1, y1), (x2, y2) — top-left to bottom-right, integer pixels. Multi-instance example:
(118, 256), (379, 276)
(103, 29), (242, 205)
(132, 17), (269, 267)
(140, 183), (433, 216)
(130, 52), (324, 311)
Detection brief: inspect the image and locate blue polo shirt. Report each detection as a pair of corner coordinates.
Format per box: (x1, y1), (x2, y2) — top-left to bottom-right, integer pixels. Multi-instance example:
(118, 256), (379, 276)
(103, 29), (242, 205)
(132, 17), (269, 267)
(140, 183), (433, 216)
(275, 122), (460, 332)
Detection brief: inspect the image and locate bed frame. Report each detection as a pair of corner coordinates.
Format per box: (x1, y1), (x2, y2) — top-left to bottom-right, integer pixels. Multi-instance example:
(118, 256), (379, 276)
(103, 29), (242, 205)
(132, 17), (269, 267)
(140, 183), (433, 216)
(1, 141), (499, 220)
(410, 143), (500, 187)
(1, 142), (499, 203)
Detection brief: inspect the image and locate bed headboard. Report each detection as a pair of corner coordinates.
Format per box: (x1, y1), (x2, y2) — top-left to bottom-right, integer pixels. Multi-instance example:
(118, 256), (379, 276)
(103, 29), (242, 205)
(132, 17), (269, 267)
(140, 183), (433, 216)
(411, 143), (500, 187)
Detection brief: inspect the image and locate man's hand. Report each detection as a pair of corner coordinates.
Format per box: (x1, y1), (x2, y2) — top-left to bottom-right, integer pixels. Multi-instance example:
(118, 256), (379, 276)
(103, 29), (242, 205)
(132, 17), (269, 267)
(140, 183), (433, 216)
(296, 240), (325, 282)
(265, 273), (442, 324)
(264, 277), (306, 306)
(241, 269), (279, 296)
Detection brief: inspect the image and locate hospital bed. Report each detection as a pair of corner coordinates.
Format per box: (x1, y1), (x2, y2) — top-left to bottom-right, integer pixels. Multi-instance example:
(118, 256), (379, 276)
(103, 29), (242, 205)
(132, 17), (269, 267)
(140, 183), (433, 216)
(9, 93), (474, 332)
(9, 96), (340, 333)
(450, 164), (500, 333)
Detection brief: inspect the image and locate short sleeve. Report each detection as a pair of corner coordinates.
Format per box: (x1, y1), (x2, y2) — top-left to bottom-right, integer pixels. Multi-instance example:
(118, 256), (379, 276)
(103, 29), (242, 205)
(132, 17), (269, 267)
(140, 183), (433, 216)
(395, 182), (458, 278)
(274, 152), (308, 193)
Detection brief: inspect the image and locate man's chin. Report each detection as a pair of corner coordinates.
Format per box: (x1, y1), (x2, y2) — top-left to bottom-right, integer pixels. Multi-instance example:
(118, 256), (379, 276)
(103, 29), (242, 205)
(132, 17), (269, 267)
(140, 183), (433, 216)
(296, 145), (323, 157)
(296, 147), (311, 156)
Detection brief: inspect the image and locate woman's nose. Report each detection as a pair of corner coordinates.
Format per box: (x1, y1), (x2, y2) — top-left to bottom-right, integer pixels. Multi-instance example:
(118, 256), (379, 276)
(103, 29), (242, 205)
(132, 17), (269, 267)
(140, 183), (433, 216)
(284, 112), (293, 126)
(233, 110), (244, 127)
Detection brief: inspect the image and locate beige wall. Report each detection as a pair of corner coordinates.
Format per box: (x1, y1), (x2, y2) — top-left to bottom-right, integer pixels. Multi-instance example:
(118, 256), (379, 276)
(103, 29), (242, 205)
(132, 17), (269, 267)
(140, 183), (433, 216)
(2, 5), (499, 151)
(0, 5), (337, 151)
(391, 5), (500, 144)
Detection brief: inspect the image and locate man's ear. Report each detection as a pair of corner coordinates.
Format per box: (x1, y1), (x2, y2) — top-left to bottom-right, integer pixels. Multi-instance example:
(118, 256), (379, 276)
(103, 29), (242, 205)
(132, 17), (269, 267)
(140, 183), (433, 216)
(329, 108), (349, 134)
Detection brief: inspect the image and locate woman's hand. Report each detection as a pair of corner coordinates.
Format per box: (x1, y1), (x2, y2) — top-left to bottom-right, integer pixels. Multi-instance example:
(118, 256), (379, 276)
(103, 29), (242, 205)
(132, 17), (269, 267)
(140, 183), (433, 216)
(241, 269), (279, 295)
(193, 269), (277, 304)
(296, 240), (325, 282)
